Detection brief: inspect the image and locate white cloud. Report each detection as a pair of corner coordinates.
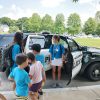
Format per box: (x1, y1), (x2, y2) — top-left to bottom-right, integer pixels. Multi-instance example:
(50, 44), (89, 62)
(41, 0), (65, 8)
(2, 4), (38, 19)
(79, 0), (93, 4)
(0, 5), (3, 9)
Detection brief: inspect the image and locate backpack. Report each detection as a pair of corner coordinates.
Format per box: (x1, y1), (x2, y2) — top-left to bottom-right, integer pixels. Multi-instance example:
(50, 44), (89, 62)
(1, 44), (14, 72)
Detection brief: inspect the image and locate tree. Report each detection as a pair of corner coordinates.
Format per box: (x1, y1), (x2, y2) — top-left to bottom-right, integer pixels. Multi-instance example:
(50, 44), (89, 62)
(95, 23), (100, 35)
(9, 26), (19, 33)
(16, 17), (28, 31)
(29, 13), (41, 32)
(83, 18), (97, 35)
(67, 13), (81, 35)
(54, 13), (65, 34)
(41, 14), (54, 32)
(22, 19), (31, 33)
(0, 17), (12, 26)
(95, 11), (100, 23)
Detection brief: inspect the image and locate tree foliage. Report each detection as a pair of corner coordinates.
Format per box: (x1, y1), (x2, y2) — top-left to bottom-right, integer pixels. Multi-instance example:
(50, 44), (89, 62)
(95, 11), (100, 24)
(0, 17), (13, 26)
(16, 17), (28, 31)
(67, 13), (81, 35)
(29, 13), (41, 32)
(54, 13), (65, 34)
(83, 18), (97, 35)
(41, 14), (54, 32)
(95, 23), (100, 35)
(9, 26), (19, 33)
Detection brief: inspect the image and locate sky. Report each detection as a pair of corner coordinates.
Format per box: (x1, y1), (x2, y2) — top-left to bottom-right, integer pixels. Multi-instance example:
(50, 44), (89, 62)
(0, 0), (100, 23)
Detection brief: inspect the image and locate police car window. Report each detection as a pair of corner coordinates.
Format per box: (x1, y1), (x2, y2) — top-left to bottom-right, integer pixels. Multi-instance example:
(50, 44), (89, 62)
(29, 37), (45, 49)
(67, 39), (78, 52)
(0, 36), (13, 46)
(60, 38), (68, 48)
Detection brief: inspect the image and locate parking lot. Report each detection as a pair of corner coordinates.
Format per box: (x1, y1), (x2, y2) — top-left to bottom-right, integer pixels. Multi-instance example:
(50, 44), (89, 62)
(1, 69), (100, 92)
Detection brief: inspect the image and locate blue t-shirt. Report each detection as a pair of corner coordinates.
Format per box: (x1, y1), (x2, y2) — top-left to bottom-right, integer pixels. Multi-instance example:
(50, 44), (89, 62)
(9, 67), (30, 96)
(35, 54), (45, 66)
(49, 44), (65, 60)
(11, 43), (21, 71)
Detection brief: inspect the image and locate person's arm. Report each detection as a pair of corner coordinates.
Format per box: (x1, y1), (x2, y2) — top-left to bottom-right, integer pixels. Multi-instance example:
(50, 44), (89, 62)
(40, 62), (46, 82)
(8, 71), (14, 81)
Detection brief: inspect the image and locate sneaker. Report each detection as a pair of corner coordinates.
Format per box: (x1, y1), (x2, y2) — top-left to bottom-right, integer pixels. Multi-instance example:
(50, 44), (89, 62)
(56, 83), (63, 88)
(51, 83), (57, 88)
(38, 90), (43, 95)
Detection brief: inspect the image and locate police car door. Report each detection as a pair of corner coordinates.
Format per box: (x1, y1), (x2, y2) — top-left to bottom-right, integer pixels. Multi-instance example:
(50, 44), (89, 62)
(67, 38), (83, 78)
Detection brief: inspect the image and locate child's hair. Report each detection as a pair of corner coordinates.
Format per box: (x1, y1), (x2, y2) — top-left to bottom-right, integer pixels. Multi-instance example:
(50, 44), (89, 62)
(16, 53), (27, 65)
(27, 52), (35, 61)
(31, 44), (41, 52)
(53, 35), (60, 42)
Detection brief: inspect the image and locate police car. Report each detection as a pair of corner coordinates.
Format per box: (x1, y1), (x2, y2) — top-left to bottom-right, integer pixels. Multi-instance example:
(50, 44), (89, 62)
(24, 33), (82, 79)
(24, 33), (100, 81)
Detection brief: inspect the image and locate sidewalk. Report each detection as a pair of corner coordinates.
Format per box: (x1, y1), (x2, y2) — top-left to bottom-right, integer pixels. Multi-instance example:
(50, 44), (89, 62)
(1, 85), (100, 100)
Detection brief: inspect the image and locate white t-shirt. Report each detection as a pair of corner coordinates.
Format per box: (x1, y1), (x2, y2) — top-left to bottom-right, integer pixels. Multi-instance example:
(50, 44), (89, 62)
(29, 61), (43, 84)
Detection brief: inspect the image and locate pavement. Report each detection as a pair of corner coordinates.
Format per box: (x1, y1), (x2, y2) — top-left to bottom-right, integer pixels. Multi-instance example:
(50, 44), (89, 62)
(1, 85), (100, 100)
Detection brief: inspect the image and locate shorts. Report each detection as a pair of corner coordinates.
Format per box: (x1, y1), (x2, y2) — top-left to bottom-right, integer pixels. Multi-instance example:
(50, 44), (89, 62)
(51, 58), (62, 67)
(29, 81), (42, 92)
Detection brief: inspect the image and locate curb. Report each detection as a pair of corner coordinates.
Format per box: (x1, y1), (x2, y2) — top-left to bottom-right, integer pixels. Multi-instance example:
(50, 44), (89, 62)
(1, 85), (100, 94)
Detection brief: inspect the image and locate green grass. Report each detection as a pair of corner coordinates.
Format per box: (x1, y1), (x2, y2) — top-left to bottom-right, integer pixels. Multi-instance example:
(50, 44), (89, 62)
(74, 38), (100, 48)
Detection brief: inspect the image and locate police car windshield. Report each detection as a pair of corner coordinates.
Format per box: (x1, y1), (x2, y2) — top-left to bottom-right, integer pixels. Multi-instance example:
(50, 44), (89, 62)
(0, 36), (13, 46)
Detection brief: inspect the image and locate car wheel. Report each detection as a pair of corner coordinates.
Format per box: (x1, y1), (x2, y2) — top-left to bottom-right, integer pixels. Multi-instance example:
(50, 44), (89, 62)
(87, 63), (100, 81)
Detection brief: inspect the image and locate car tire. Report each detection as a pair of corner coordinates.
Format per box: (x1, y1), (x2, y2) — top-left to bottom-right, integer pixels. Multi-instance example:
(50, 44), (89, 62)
(87, 63), (100, 81)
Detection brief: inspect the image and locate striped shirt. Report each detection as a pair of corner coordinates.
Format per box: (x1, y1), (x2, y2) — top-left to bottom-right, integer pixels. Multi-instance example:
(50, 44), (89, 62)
(29, 61), (43, 84)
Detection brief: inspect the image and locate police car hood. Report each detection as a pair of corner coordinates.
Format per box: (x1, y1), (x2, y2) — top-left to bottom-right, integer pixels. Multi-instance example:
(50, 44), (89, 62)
(87, 47), (100, 53)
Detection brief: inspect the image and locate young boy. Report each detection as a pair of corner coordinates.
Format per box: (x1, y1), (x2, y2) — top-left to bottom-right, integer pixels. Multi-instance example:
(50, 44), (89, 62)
(8, 53), (31, 99)
(31, 44), (46, 95)
(27, 52), (46, 100)
(31, 44), (45, 66)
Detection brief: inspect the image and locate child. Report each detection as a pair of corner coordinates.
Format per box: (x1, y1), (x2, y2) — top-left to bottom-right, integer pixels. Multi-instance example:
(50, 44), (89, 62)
(49, 35), (65, 88)
(31, 44), (46, 95)
(8, 53), (31, 99)
(27, 52), (46, 100)
(31, 44), (45, 66)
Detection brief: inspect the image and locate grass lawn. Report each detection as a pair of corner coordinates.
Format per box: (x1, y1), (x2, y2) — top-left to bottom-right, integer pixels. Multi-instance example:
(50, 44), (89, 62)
(74, 38), (100, 48)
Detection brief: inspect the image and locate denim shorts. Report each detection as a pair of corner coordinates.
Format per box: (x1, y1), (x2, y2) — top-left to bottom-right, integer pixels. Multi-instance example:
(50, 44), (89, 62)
(29, 81), (42, 92)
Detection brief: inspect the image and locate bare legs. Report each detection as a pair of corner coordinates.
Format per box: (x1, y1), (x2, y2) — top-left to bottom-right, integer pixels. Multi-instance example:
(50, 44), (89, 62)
(52, 66), (61, 80)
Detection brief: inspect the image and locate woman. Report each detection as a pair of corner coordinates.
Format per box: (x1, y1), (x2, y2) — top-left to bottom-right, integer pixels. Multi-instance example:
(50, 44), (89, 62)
(11, 32), (23, 72)
(49, 35), (65, 88)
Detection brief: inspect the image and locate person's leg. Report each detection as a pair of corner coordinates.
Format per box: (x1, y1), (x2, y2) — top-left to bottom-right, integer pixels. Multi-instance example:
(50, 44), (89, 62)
(58, 66), (62, 80)
(52, 66), (56, 80)
(29, 92), (38, 100)
(0, 94), (6, 100)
